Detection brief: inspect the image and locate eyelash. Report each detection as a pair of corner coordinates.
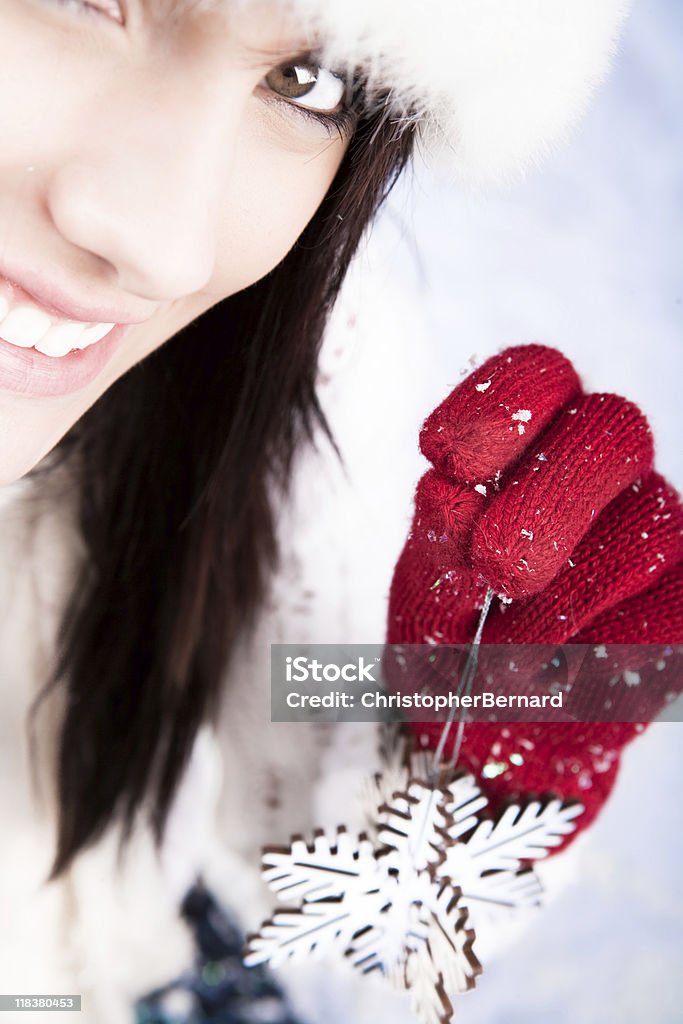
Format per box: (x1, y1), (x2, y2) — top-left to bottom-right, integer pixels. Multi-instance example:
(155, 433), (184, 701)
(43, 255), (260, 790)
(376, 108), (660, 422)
(261, 87), (357, 138)
(298, 106), (356, 137)
(261, 60), (367, 138)
(48, 1), (359, 135)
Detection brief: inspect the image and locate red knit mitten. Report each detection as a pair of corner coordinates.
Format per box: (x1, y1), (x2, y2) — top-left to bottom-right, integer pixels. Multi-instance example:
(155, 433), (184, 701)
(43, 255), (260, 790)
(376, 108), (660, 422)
(387, 344), (683, 849)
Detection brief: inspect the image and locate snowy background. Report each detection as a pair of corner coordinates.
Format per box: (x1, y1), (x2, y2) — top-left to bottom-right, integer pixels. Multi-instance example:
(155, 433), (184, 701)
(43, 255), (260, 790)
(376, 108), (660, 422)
(384, 0), (682, 490)
(330, 0), (682, 1021)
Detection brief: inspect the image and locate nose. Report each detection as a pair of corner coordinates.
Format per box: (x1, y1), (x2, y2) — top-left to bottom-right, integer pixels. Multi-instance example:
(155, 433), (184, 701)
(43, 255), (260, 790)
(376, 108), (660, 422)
(46, 62), (238, 302)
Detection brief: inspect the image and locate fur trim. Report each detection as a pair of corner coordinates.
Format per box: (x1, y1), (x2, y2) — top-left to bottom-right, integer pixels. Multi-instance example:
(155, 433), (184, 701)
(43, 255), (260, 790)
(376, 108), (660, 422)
(278, 0), (631, 183)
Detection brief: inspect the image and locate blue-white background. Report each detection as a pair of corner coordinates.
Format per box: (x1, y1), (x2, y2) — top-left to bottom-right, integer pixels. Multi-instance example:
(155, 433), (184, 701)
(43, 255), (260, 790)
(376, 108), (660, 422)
(373, 1), (682, 1020)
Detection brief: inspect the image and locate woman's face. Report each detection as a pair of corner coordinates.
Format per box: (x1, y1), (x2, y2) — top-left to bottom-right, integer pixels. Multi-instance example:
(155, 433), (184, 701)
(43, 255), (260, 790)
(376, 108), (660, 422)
(0, 0), (352, 484)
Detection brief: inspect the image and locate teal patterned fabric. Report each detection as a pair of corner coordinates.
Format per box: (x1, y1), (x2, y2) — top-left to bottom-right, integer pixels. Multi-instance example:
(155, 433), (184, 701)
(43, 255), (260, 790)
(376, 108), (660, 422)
(134, 879), (304, 1024)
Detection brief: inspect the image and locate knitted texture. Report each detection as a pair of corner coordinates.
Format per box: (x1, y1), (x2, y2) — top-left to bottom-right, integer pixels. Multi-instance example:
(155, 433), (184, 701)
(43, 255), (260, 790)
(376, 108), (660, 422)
(387, 344), (683, 849)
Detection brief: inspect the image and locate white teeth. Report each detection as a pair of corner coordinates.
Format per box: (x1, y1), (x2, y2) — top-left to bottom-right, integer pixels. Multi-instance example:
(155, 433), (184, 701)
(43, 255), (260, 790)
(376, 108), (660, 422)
(77, 322), (115, 349)
(0, 305), (52, 347)
(0, 294), (117, 358)
(34, 321), (87, 358)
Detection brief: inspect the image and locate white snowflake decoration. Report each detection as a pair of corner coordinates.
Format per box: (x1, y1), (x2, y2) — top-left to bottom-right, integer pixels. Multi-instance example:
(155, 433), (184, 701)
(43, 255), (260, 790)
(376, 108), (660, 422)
(245, 767), (584, 1024)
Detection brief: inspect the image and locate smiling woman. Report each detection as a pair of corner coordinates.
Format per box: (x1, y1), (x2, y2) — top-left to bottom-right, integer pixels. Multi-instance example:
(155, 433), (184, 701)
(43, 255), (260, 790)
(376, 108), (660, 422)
(4, 0), (412, 866)
(3, 2), (679, 1024)
(0, 0), (366, 464)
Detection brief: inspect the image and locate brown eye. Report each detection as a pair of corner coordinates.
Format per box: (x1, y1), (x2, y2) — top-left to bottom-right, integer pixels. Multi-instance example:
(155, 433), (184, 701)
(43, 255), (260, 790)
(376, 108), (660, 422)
(264, 64), (346, 112)
(266, 65), (318, 100)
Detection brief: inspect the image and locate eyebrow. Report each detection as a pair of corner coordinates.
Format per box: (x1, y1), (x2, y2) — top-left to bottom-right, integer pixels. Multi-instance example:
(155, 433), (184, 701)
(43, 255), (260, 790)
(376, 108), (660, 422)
(150, 0), (318, 64)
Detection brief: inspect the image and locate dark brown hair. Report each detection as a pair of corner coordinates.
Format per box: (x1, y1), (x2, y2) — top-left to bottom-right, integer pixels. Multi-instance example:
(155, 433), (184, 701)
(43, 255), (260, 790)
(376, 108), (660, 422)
(27, 103), (417, 882)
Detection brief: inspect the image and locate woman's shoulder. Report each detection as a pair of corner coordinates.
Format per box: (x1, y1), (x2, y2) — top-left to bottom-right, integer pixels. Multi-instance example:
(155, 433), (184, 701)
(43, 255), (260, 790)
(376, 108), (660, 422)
(0, 455), (84, 713)
(0, 454), (83, 576)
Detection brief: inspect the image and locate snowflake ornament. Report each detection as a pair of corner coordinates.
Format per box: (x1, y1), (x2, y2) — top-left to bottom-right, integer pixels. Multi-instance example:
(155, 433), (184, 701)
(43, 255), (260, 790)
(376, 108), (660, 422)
(244, 753), (584, 1024)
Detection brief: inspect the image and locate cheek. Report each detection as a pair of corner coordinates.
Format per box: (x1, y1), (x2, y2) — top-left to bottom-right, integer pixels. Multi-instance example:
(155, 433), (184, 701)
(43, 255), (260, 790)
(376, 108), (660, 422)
(213, 134), (347, 293)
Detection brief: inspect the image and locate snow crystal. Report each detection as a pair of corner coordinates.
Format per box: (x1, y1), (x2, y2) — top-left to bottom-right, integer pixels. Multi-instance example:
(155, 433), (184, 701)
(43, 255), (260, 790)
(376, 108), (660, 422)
(520, 529), (534, 540)
(474, 484), (487, 496)
(594, 645), (608, 658)
(623, 670), (641, 686)
(511, 409), (532, 423)
(476, 380), (492, 392)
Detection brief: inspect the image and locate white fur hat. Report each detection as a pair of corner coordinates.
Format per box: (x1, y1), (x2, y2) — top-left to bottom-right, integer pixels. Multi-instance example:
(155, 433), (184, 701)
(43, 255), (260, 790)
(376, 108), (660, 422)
(280, 0), (631, 183)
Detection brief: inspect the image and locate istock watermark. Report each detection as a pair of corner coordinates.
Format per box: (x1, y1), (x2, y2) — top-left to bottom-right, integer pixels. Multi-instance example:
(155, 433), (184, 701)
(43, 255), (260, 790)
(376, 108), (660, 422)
(285, 655), (378, 683)
(270, 644), (683, 724)
(0, 995), (81, 1011)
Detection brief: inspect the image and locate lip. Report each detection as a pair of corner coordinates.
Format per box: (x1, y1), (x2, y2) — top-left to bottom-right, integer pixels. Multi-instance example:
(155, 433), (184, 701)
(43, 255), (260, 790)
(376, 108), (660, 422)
(0, 264), (153, 325)
(0, 323), (132, 399)
(0, 263), (154, 398)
